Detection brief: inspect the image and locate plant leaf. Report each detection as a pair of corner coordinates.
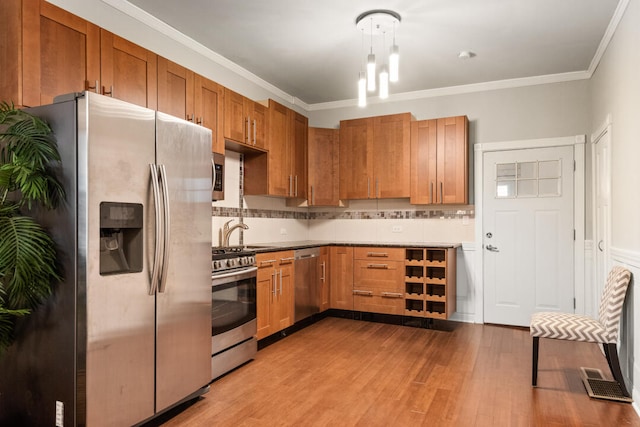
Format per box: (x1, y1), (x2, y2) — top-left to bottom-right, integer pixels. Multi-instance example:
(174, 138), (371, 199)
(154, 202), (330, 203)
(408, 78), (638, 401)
(0, 213), (59, 309)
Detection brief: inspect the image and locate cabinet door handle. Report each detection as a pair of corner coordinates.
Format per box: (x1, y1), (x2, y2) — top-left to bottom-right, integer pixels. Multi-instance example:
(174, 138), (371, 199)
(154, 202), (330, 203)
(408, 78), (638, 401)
(245, 117), (250, 143)
(353, 290), (373, 296)
(86, 80), (99, 93)
(280, 257), (295, 262)
(295, 176), (298, 197)
(381, 292), (403, 298)
(196, 117), (203, 125)
(367, 252), (389, 258)
(253, 119), (257, 145)
(430, 182), (434, 204)
(440, 182), (443, 204)
(260, 259), (276, 266)
(310, 185), (314, 205)
(272, 271), (277, 295)
(102, 85), (113, 97)
(279, 269), (283, 295)
(367, 263), (389, 269)
(321, 262), (326, 282)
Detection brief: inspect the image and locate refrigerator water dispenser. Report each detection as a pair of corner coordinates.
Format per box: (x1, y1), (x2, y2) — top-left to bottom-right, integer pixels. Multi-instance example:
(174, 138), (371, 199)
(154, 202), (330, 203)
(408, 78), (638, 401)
(99, 202), (143, 275)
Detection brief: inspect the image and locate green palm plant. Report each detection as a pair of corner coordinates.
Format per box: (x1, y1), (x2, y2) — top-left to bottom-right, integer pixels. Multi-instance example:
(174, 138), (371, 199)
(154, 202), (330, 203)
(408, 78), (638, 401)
(0, 102), (64, 355)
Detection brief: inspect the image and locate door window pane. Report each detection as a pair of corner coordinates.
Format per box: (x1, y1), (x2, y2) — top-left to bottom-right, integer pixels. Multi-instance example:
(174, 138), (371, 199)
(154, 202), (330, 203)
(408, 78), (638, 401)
(497, 181), (516, 198)
(517, 162), (537, 179)
(495, 159), (562, 199)
(497, 163), (516, 179)
(539, 160), (560, 179)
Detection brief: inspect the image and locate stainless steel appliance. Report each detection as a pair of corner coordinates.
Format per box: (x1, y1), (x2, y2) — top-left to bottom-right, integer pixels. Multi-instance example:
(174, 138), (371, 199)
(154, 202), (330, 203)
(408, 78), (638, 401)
(294, 247), (321, 322)
(212, 151), (224, 201)
(0, 92), (212, 427)
(211, 247), (257, 379)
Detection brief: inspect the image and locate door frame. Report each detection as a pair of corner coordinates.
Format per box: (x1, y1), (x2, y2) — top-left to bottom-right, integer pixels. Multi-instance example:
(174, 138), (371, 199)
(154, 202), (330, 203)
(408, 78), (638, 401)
(590, 114), (612, 318)
(474, 135), (586, 324)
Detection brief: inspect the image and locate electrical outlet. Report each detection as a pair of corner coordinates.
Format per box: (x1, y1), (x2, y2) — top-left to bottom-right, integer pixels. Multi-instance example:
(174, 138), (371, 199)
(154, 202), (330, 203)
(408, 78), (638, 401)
(392, 225), (403, 233)
(280, 228), (287, 235)
(56, 401), (64, 427)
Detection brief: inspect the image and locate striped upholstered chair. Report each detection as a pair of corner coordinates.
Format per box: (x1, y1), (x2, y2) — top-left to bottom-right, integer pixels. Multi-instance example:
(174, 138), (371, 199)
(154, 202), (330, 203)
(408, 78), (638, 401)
(530, 266), (632, 396)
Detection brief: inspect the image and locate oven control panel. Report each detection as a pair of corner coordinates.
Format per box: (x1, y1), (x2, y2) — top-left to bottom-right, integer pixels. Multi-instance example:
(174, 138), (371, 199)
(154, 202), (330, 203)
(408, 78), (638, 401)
(212, 247), (256, 275)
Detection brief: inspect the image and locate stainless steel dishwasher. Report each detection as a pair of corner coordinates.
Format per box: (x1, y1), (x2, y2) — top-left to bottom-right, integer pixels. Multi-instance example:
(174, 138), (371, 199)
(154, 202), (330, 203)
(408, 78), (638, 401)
(294, 247), (320, 322)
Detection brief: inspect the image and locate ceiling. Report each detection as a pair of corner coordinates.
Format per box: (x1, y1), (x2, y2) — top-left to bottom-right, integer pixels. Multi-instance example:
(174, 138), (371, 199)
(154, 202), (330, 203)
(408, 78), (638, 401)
(126, 0), (622, 107)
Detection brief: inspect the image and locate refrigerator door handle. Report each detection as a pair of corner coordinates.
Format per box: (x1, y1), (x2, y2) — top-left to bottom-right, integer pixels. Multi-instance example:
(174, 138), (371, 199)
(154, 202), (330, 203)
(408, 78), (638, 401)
(149, 164), (163, 295)
(158, 164), (171, 293)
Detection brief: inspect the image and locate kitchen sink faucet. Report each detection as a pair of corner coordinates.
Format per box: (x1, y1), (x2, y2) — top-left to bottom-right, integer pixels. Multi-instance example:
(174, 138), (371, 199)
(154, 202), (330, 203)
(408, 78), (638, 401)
(220, 219), (249, 247)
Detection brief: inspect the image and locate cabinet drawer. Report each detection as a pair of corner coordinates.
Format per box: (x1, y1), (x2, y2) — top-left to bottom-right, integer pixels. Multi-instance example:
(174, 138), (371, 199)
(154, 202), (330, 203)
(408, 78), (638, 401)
(353, 292), (404, 315)
(353, 260), (404, 292)
(354, 247), (404, 261)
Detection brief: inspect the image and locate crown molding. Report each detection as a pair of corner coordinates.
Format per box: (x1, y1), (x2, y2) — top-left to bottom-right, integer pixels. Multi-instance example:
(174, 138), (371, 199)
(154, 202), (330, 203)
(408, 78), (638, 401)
(588, 0), (630, 75)
(307, 70), (591, 111)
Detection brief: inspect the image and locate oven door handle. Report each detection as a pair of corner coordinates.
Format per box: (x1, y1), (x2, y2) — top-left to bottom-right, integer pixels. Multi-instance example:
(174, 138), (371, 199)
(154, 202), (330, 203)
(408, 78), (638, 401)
(212, 266), (258, 286)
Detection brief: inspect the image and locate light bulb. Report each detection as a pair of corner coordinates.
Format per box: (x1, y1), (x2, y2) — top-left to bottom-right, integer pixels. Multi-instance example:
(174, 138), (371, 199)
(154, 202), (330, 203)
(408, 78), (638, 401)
(389, 45), (399, 83)
(358, 72), (367, 107)
(367, 53), (376, 92)
(379, 67), (389, 99)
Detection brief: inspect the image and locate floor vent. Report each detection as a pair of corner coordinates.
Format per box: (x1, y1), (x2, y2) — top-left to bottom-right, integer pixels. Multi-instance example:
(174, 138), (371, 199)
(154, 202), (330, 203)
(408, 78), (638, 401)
(580, 367), (632, 403)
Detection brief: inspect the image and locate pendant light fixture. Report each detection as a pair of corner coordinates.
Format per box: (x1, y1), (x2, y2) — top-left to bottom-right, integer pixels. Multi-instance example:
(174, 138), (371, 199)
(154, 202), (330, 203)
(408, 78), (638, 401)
(355, 9), (401, 106)
(389, 21), (400, 83)
(379, 32), (389, 99)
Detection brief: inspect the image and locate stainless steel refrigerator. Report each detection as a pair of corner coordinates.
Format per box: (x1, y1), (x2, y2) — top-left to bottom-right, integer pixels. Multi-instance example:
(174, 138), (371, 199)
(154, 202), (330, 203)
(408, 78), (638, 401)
(0, 92), (212, 426)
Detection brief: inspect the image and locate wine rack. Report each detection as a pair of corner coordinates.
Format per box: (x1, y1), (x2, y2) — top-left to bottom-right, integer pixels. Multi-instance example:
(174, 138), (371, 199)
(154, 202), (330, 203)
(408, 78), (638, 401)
(404, 247), (456, 319)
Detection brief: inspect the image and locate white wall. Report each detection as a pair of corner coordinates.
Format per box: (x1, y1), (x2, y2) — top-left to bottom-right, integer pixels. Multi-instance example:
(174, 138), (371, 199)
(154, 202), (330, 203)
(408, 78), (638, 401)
(308, 81), (591, 144)
(589, 0), (640, 401)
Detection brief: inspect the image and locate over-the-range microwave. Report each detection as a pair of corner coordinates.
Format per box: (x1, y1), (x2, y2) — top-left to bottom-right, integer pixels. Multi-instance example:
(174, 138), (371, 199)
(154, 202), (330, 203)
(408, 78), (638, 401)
(212, 152), (224, 201)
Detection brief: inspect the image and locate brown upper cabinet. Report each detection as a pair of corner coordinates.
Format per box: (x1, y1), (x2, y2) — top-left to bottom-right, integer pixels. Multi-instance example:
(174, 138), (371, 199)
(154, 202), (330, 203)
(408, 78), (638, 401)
(339, 113), (411, 200)
(100, 30), (157, 109)
(1, 0), (100, 107)
(157, 57), (224, 153)
(223, 88), (267, 150)
(245, 100), (307, 198)
(289, 108), (308, 199)
(0, 0), (161, 109)
(410, 116), (468, 205)
(157, 57), (194, 122)
(308, 127), (339, 206)
(194, 75), (225, 154)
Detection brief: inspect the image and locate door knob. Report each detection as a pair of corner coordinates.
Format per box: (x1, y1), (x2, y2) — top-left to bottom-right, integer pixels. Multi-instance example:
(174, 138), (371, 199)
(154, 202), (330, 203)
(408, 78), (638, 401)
(598, 240), (604, 252)
(486, 244), (499, 252)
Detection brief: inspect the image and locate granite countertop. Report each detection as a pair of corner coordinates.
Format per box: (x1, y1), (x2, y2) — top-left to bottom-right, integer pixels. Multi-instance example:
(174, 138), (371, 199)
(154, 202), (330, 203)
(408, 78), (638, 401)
(243, 240), (462, 253)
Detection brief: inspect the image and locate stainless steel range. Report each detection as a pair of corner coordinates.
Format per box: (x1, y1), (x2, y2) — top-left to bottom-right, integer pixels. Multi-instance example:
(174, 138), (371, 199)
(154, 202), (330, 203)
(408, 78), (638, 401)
(211, 247), (257, 380)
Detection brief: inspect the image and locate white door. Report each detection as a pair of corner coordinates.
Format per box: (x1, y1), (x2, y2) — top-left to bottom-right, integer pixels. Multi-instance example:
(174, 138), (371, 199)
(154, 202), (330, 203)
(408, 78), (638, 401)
(483, 146), (574, 326)
(592, 128), (611, 315)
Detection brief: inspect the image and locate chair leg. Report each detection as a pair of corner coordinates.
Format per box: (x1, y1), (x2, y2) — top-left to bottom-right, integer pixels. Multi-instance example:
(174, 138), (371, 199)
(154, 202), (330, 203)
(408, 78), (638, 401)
(603, 342), (630, 398)
(532, 336), (539, 386)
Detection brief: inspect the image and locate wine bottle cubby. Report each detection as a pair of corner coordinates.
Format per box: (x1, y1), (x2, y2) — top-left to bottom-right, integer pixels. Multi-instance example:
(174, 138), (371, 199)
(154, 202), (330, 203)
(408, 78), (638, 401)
(403, 247), (456, 319)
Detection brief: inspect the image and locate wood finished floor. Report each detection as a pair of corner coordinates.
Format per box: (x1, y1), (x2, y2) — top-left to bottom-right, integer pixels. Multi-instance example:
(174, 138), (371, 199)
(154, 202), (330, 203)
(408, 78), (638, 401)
(160, 317), (640, 426)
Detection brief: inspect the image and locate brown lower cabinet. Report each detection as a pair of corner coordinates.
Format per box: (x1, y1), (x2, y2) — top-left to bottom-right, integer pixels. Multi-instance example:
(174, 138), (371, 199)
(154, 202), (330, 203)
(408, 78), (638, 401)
(352, 247), (405, 315)
(329, 246), (354, 310)
(256, 251), (295, 340)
